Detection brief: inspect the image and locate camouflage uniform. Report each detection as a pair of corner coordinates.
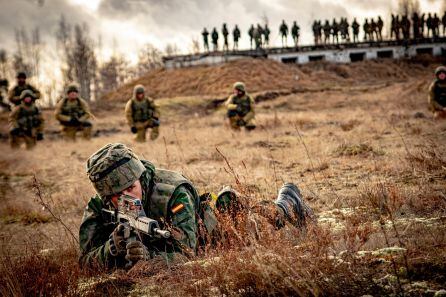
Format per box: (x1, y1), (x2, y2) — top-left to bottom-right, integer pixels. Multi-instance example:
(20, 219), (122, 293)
(79, 143), (314, 269)
(79, 143), (217, 268)
(225, 82), (256, 131)
(55, 84), (92, 141)
(124, 85), (160, 142)
(9, 90), (44, 149)
(8, 73), (41, 106)
(428, 66), (446, 119)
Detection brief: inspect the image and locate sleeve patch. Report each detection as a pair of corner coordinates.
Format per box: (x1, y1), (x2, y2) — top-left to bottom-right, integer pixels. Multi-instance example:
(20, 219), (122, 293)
(171, 203), (185, 214)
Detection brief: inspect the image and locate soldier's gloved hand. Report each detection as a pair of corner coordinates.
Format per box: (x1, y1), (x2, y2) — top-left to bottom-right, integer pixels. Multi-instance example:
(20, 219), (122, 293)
(36, 133), (44, 141)
(130, 126), (137, 134)
(69, 117), (80, 125)
(151, 118), (160, 127)
(108, 224), (128, 256)
(125, 241), (149, 263)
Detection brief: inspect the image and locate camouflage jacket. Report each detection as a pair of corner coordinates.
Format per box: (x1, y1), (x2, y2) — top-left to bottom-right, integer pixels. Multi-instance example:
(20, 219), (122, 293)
(8, 84), (41, 106)
(226, 94), (255, 120)
(428, 79), (446, 111)
(9, 102), (44, 133)
(79, 161), (204, 268)
(55, 97), (91, 123)
(124, 97), (159, 126)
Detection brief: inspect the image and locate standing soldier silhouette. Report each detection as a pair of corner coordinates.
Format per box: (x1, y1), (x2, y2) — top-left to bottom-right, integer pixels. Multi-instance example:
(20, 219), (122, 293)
(331, 18), (339, 44)
(323, 20), (331, 44)
(377, 16), (384, 41)
(211, 27), (219, 51)
(232, 25), (241, 50)
(291, 21), (300, 47)
(352, 18), (360, 43)
(279, 20), (289, 47)
(248, 25), (255, 49)
(202, 28), (209, 52)
(263, 24), (271, 47)
(222, 23), (229, 51)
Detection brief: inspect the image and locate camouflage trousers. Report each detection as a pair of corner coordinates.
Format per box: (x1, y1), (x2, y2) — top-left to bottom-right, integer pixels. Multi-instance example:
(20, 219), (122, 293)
(62, 123), (92, 141)
(434, 110), (446, 120)
(228, 115), (256, 131)
(134, 121), (159, 142)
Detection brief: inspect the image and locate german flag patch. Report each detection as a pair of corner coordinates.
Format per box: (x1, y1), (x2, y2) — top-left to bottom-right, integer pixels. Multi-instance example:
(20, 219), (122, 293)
(171, 203), (185, 214)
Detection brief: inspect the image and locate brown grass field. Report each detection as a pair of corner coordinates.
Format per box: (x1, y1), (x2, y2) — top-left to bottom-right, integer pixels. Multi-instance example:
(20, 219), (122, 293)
(0, 58), (445, 296)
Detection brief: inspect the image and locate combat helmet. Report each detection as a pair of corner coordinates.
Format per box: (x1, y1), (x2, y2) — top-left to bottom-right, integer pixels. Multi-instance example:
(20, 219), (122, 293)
(86, 143), (146, 198)
(66, 83), (80, 94)
(233, 82), (246, 92)
(19, 89), (36, 100)
(133, 84), (145, 96)
(435, 66), (446, 77)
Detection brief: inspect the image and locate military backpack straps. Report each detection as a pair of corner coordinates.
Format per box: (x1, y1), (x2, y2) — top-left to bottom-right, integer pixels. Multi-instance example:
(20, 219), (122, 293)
(131, 98), (154, 122)
(233, 95), (252, 116)
(61, 97), (86, 118)
(148, 168), (218, 237)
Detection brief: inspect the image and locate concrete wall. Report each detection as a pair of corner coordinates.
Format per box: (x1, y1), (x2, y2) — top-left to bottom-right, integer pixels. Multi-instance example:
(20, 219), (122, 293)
(164, 41), (446, 68)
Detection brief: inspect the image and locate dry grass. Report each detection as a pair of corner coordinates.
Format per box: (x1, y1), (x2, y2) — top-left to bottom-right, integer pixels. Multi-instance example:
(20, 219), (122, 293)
(1, 59), (445, 296)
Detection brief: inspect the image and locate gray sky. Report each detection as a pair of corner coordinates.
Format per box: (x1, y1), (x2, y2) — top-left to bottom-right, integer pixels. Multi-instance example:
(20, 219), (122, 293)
(0, 0), (444, 63)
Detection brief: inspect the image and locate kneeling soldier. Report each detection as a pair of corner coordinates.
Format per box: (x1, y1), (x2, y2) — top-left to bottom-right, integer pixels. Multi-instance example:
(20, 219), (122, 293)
(55, 83), (92, 140)
(226, 82), (256, 131)
(428, 66), (446, 119)
(9, 90), (44, 149)
(125, 85), (160, 142)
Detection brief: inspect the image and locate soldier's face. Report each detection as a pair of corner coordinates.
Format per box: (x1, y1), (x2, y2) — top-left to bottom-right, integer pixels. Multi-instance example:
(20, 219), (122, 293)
(23, 97), (32, 104)
(18, 78), (26, 85)
(121, 180), (143, 200)
(438, 72), (446, 80)
(234, 89), (244, 96)
(68, 91), (78, 100)
(136, 92), (144, 100)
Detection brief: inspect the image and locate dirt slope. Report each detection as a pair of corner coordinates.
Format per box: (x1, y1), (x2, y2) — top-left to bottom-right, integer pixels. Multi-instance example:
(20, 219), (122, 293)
(103, 57), (437, 102)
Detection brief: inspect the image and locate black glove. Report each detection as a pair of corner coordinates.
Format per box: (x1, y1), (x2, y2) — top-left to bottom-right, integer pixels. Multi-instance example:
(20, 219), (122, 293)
(36, 133), (44, 141)
(151, 118), (160, 127)
(125, 240), (149, 264)
(130, 126), (137, 134)
(69, 117), (80, 125)
(108, 224), (128, 256)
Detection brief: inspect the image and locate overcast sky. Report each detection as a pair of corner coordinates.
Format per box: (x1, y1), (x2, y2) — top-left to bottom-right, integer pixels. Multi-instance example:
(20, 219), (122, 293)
(0, 0), (445, 63)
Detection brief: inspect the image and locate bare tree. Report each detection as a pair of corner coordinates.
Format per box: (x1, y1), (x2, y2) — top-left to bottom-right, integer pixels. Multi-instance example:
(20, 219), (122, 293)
(56, 15), (98, 101)
(164, 43), (180, 56)
(398, 0), (420, 16)
(190, 38), (200, 54)
(137, 43), (162, 76)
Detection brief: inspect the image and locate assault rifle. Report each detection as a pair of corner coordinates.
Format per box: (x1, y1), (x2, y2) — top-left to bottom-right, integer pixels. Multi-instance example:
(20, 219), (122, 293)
(102, 195), (171, 267)
(102, 194), (171, 240)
